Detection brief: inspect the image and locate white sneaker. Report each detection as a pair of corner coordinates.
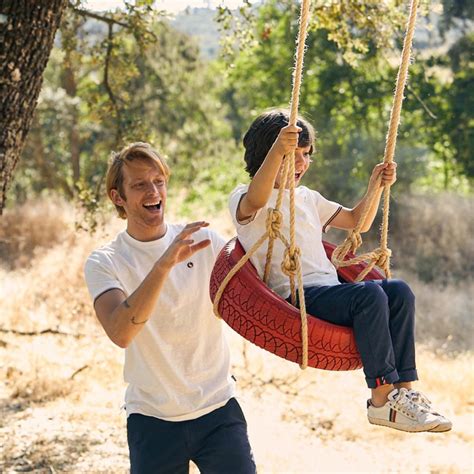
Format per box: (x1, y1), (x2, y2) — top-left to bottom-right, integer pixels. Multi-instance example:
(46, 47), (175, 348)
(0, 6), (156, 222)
(367, 388), (441, 432)
(406, 389), (452, 432)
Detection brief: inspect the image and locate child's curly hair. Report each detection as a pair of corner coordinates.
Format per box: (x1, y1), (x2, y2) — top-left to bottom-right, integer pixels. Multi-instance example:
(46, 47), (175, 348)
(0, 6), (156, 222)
(243, 109), (316, 178)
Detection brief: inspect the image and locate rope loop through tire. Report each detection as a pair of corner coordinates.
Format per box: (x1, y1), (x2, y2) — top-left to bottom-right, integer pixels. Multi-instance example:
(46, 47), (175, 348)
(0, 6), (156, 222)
(375, 247), (392, 269)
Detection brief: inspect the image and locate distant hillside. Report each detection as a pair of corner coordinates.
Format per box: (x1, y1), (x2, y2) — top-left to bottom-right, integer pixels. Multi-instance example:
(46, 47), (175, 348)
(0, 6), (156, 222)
(172, 8), (221, 60)
(60, 6), (467, 61)
(169, 6), (465, 61)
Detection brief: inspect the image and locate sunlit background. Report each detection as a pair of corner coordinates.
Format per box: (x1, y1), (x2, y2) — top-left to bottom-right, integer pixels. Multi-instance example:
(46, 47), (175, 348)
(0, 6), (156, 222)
(84, 0), (251, 14)
(1, 0), (472, 472)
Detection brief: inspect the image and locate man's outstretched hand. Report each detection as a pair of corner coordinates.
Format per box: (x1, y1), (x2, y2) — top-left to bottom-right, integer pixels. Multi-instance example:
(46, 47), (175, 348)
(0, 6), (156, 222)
(158, 221), (211, 269)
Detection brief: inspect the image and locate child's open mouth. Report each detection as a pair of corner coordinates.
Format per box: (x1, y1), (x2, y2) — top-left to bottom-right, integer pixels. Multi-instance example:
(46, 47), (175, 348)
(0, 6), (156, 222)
(143, 201), (162, 212)
(295, 172), (302, 180)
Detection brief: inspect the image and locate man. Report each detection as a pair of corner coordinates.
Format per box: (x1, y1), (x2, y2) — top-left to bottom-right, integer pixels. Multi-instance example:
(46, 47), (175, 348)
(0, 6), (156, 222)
(84, 142), (256, 473)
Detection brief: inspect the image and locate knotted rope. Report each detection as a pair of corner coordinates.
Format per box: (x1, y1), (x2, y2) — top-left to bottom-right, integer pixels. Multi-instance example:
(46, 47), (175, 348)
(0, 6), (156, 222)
(214, 0), (312, 369)
(331, 0), (419, 280)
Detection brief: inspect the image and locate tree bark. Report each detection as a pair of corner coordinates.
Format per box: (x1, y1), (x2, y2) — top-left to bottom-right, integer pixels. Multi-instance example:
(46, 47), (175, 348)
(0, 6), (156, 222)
(0, 0), (68, 213)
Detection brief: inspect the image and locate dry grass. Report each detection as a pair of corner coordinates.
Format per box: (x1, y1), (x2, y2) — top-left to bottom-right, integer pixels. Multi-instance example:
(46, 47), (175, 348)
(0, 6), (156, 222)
(396, 269), (474, 353)
(0, 200), (121, 334)
(0, 196), (472, 473)
(0, 199), (75, 270)
(382, 193), (473, 283)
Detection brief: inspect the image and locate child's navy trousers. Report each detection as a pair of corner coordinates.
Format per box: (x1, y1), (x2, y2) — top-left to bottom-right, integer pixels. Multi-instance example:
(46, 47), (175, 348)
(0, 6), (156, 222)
(127, 397), (256, 474)
(298, 279), (418, 388)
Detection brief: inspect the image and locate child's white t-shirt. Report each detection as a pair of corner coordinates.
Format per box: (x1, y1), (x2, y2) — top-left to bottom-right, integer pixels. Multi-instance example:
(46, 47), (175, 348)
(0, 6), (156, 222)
(229, 184), (342, 299)
(84, 224), (235, 421)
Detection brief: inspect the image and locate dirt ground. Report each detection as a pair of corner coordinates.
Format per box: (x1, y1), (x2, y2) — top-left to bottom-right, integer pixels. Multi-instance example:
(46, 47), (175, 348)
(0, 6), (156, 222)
(1, 203), (473, 473)
(0, 325), (472, 473)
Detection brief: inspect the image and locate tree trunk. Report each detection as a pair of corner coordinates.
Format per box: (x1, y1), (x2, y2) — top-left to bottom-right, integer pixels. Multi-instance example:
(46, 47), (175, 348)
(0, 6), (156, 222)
(0, 0), (68, 214)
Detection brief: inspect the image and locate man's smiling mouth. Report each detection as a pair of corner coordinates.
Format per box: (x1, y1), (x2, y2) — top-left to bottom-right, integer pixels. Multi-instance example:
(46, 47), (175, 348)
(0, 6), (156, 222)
(143, 200), (162, 211)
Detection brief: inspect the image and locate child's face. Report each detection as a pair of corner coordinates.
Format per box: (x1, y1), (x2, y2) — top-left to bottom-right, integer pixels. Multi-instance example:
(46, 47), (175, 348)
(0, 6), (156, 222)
(274, 145), (312, 189)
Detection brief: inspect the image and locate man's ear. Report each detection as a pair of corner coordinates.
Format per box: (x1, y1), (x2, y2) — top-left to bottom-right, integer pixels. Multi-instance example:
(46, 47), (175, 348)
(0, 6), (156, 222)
(110, 188), (125, 206)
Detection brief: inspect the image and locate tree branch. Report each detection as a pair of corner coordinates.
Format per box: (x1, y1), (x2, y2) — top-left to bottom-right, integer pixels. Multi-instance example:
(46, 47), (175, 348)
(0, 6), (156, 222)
(68, 2), (130, 29)
(406, 83), (438, 120)
(0, 328), (86, 337)
(70, 364), (89, 379)
(104, 23), (124, 145)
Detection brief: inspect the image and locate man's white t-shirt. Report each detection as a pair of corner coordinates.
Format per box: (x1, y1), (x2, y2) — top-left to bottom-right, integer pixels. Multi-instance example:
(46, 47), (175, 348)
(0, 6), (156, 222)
(229, 184), (343, 299)
(84, 224), (235, 422)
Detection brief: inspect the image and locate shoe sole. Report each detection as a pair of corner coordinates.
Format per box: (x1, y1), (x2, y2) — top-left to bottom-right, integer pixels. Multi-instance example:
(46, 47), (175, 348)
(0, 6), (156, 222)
(427, 413), (452, 432)
(428, 423), (452, 433)
(368, 416), (440, 433)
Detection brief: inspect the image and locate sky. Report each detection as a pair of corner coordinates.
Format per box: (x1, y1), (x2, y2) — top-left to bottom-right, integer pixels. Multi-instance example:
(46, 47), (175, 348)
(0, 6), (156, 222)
(84, 0), (249, 14)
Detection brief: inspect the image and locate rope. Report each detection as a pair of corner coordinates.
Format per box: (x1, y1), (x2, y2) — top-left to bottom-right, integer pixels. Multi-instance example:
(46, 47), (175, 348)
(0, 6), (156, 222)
(213, 208), (293, 318)
(331, 0), (419, 280)
(282, 0), (312, 367)
(215, 0), (312, 370)
(263, 155), (290, 283)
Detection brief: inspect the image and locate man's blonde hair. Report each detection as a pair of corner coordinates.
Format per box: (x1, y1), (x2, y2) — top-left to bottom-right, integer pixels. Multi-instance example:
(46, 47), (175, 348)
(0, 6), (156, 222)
(106, 142), (170, 219)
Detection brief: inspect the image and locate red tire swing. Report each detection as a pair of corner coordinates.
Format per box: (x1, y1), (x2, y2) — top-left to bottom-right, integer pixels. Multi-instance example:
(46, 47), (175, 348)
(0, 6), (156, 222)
(211, 0), (419, 370)
(210, 238), (384, 370)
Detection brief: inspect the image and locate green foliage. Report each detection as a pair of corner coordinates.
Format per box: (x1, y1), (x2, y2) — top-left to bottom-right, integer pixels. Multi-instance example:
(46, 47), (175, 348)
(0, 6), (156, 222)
(15, 6), (239, 217)
(217, 1), (404, 202)
(404, 32), (474, 186)
(217, 0), (410, 66)
(74, 179), (105, 234)
(11, 0), (472, 224)
(216, 0), (472, 202)
(439, 0), (474, 35)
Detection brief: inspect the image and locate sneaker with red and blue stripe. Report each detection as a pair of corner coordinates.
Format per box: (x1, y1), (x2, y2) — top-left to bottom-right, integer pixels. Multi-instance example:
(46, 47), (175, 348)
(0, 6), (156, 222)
(406, 389), (452, 432)
(367, 388), (441, 432)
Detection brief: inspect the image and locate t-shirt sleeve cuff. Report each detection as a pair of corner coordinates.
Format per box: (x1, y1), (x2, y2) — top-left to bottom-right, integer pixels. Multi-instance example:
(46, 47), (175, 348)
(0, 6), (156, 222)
(322, 205), (343, 233)
(235, 193), (260, 226)
(93, 287), (125, 305)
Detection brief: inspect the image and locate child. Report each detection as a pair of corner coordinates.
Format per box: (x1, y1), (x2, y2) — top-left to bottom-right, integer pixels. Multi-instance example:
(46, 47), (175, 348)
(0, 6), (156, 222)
(229, 109), (451, 433)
